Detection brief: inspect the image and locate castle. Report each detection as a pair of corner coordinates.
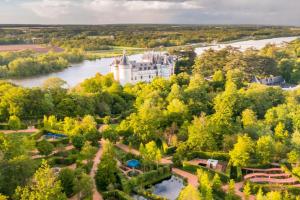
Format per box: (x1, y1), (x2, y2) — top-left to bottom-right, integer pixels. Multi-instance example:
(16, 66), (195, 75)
(110, 51), (176, 85)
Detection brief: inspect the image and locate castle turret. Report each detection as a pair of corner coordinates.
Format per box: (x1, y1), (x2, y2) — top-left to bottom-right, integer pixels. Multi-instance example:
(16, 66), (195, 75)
(118, 50), (132, 85)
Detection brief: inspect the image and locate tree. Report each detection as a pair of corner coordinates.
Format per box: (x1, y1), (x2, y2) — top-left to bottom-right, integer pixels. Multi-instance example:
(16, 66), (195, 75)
(178, 184), (202, 200)
(141, 141), (161, 169)
(80, 142), (97, 161)
(256, 135), (275, 165)
(95, 142), (118, 191)
(73, 173), (93, 200)
(187, 115), (217, 151)
(274, 122), (289, 141)
(197, 169), (213, 200)
(58, 168), (75, 197)
(8, 115), (21, 130)
(256, 188), (264, 200)
(212, 174), (222, 191)
(37, 139), (54, 156)
(166, 99), (188, 125)
(225, 179), (236, 200)
(265, 191), (282, 200)
(43, 77), (67, 90)
(229, 135), (254, 167)
(15, 160), (67, 200)
(0, 194), (8, 200)
(243, 182), (251, 200)
(71, 135), (86, 150)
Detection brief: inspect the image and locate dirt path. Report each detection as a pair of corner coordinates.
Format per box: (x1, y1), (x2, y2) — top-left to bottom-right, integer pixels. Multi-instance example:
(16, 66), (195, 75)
(90, 140), (105, 200)
(2, 128), (38, 134)
(172, 168), (199, 187)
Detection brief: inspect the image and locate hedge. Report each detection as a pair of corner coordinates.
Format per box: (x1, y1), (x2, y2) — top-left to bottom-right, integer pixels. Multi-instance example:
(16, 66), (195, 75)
(119, 166), (172, 194)
(182, 162), (230, 183)
(0, 123), (9, 130)
(164, 146), (176, 155)
(186, 151), (230, 161)
(103, 190), (134, 200)
(249, 182), (300, 196)
(135, 188), (167, 200)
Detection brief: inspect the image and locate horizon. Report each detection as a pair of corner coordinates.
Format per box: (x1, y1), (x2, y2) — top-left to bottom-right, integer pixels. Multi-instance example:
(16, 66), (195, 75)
(1, 0), (300, 26)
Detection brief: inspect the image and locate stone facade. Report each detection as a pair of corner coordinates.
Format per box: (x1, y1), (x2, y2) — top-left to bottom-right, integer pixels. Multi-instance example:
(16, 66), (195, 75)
(110, 51), (176, 85)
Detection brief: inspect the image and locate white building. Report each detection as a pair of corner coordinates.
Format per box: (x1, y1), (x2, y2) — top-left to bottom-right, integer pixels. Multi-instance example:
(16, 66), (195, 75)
(110, 51), (176, 85)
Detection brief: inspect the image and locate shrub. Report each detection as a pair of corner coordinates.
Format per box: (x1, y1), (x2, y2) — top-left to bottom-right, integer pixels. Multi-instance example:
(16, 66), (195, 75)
(58, 168), (75, 197)
(182, 162), (229, 183)
(187, 151), (230, 161)
(8, 115), (22, 130)
(37, 139), (54, 156)
(71, 135), (86, 150)
(102, 190), (133, 200)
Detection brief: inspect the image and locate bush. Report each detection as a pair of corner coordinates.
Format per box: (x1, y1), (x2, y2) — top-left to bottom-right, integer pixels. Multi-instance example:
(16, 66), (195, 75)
(8, 115), (22, 130)
(127, 166), (171, 189)
(164, 146), (177, 155)
(249, 182), (300, 196)
(58, 168), (75, 197)
(102, 190), (133, 200)
(49, 138), (69, 147)
(37, 139), (54, 156)
(30, 130), (44, 140)
(0, 123), (9, 130)
(182, 162), (229, 183)
(71, 135), (86, 150)
(187, 151), (230, 161)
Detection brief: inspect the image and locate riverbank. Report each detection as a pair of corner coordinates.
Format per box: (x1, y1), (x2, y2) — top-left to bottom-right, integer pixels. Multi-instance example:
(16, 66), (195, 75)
(4, 36), (299, 88)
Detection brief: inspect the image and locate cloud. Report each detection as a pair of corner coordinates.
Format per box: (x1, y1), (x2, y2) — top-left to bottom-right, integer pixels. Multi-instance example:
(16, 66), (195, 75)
(22, 0), (72, 18)
(1, 0), (299, 25)
(86, 0), (202, 11)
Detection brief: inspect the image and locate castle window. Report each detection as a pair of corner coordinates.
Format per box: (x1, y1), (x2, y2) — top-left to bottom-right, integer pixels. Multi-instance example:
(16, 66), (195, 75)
(144, 67), (147, 70)
(149, 75), (151, 78)
(154, 66), (157, 69)
(141, 76), (143, 80)
(139, 67), (142, 71)
(148, 67), (151, 70)
(135, 77), (137, 80)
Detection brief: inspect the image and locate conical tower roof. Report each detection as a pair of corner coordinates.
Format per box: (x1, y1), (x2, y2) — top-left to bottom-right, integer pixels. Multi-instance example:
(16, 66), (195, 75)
(119, 50), (129, 65)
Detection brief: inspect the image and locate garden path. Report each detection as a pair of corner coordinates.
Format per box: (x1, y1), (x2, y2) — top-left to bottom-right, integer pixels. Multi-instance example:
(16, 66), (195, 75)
(90, 140), (105, 200)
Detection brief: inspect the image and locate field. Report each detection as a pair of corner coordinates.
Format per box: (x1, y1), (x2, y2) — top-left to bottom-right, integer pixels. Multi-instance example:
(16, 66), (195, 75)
(0, 44), (64, 53)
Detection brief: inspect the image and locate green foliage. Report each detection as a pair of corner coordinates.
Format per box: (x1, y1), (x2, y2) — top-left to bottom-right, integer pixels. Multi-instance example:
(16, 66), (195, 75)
(8, 115), (22, 130)
(229, 135), (254, 167)
(102, 190), (134, 200)
(71, 135), (86, 150)
(37, 139), (54, 156)
(73, 172), (93, 200)
(95, 142), (118, 191)
(256, 135), (275, 165)
(14, 160), (67, 200)
(58, 168), (75, 197)
(178, 184), (202, 200)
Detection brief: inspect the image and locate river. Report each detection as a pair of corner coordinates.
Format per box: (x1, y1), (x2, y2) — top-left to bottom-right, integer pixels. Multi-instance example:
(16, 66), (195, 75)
(7, 36), (299, 88)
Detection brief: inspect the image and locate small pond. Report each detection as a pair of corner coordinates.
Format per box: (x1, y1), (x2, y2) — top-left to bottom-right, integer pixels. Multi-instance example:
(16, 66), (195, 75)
(132, 176), (185, 200)
(153, 175), (185, 200)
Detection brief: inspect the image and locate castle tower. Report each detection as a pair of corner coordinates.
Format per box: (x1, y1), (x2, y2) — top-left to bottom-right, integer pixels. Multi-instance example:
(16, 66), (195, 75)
(118, 50), (132, 85)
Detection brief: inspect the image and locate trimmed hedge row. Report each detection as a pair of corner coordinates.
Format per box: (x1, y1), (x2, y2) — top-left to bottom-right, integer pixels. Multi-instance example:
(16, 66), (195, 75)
(186, 151), (230, 161)
(135, 188), (167, 200)
(103, 190), (134, 200)
(249, 182), (300, 196)
(182, 162), (230, 183)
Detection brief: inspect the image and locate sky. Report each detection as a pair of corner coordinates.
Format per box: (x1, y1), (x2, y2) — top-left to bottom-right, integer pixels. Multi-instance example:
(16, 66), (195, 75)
(0, 0), (299, 25)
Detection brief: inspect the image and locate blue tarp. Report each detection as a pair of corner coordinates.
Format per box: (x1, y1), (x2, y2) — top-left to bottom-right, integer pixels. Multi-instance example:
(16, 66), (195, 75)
(127, 159), (140, 168)
(45, 133), (67, 138)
